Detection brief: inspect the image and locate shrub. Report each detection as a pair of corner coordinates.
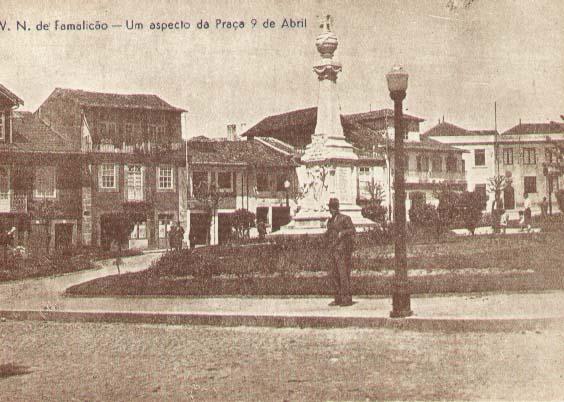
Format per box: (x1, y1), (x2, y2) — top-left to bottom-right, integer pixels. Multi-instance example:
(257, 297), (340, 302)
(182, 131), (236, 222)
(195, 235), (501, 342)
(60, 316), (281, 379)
(456, 191), (484, 235)
(409, 203), (438, 228)
(361, 203), (387, 224)
(228, 209), (256, 241)
(556, 190), (564, 214)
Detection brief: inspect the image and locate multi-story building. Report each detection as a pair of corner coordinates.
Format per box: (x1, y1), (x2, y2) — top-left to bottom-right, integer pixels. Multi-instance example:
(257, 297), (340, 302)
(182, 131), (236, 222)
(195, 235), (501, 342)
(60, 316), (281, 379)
(243, 107), (467, 214)
(1, 85), (189, 253)
(1, 85), (82, 253)
(36, 88), (188, 250)
(425, 119), (564, 213)
(497, 121), (564, 212)
(186, 135), (298, 246)
(422, 121), (498, 209)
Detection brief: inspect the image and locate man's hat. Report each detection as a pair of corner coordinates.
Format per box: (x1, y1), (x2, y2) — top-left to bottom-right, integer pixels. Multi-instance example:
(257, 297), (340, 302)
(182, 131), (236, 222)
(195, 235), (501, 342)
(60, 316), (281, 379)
(328, 198), (340, 209)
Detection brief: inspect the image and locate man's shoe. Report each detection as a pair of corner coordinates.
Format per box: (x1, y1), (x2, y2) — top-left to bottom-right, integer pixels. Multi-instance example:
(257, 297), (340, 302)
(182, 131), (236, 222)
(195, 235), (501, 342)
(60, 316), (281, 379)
(328, 300), (341, 307)
(339, 300), (355, 307)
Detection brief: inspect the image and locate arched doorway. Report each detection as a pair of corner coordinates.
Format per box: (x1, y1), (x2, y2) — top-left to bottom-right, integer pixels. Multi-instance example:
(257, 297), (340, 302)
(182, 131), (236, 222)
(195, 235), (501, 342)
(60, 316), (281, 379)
(504, 185), (515, 210)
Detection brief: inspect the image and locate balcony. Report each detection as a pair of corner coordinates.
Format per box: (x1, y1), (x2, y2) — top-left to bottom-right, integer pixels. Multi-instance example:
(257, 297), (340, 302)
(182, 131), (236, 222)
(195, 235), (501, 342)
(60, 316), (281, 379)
(0, 191), (28, 213)
(405, 170), (466, 184)
(90, 141), (184, 154)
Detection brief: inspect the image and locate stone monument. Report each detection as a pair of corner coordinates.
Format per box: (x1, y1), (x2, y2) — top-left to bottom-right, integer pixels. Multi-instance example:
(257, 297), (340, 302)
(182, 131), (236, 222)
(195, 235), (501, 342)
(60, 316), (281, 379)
(279, 16), (375, 234)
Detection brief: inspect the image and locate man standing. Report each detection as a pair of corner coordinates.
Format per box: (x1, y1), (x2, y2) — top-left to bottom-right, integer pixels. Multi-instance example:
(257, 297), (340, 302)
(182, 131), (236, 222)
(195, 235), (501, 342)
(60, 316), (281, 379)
(175, 221), (185, 251)
(540, 196), (548, 219)
(324, 198), (356, 307)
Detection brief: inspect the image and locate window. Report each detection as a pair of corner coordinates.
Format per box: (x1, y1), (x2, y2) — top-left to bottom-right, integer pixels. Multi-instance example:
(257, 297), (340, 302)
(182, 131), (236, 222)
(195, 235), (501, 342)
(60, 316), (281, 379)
(416, 155), (429, 172)
(34, 166), (56, 198)
(256, 172), (269, 192)
(99, 122), (117, 140)
(130, 221), (147, 239)
(124, 124), (133, 143)
(126, 165), (143, 201)
(99, 163), (117, 190)
(524, 176), (537, 193)
(358, 167), (371, 198)
(523, 148), (536, 165)
(217, 172), (233, 192)
(158, 166), (174, 190)
(148, 125), (165, 142)
(158, 214), (173, 239)
(503, 148), (513, 165)
(431, 157), (442, 172)
(0, 112), (5, 140)
(192, 171), (208, 196)
(474, 149), (485, 166)
(404, 155), (410, 171)
(446, 156), (458, 173)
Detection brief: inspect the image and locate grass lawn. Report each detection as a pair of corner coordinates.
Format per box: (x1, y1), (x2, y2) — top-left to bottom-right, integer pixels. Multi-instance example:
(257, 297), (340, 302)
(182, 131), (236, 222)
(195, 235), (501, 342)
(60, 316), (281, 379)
(67, 217), (564, 297)
(0, 248), (142, 282)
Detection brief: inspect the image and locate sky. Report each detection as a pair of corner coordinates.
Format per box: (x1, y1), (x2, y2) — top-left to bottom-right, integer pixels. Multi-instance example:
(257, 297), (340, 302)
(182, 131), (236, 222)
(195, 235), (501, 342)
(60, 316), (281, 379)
(1, 0), (563, 138)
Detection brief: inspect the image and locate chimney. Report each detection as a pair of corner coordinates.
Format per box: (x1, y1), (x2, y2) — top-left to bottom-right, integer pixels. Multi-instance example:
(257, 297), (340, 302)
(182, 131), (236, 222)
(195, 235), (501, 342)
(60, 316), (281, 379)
(227, 124), (237, 141)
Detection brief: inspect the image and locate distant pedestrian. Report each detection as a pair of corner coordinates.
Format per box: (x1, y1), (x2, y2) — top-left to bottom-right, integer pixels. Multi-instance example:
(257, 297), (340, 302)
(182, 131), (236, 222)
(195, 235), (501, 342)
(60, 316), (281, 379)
(168, 222), (177, 251)
(324, 198), (356, 307)
(257, 219), (267, 241)
(500, 209), (509, 234)
(540, 196), (548, 219)
(175, 221), (185, 251)
(189, 227), (196, 249)
(518, 210), (526, 232)
(523, 193), (532, 232)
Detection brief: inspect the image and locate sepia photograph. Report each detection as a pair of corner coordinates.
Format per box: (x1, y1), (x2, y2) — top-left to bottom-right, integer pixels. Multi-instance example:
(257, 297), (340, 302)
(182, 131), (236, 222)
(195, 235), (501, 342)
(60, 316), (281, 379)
(0, 0), (563, 400)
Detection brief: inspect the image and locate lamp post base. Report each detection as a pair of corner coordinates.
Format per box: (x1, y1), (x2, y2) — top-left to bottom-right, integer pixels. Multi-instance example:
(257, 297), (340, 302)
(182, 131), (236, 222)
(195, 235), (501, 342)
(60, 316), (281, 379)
(390, 291), (413, 318)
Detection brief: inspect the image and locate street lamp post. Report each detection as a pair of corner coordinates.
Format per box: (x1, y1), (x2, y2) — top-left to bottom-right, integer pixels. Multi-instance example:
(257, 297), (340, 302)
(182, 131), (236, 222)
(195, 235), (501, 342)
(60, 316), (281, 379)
(386, 66), (413, 318)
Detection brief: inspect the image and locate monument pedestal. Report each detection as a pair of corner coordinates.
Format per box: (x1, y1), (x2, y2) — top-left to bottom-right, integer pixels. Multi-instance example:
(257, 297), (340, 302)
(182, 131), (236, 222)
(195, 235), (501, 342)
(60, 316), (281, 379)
(275, 17), (377, 235)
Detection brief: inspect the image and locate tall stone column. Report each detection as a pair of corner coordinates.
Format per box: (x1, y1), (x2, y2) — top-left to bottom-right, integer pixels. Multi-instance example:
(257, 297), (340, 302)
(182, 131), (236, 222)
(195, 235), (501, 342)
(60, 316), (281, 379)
(280, 16), (373, 233)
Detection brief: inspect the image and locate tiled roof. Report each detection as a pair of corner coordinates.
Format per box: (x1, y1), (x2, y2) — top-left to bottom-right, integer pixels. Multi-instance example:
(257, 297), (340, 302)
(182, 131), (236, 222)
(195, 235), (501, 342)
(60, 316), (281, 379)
(420, 121), (497, 138)
(0, 111), (74, 153)
(342, 109), (425, 124)
(342, 120), (463, 153)
(255, 137), (296, 155)
(49, 88), (186, 112)
(502, 122), (564, 135)
(470, 129), (498, 136)
(242, 107), (425, 137)
(0, 83), (24, 106)
(187, 137), (296, 168)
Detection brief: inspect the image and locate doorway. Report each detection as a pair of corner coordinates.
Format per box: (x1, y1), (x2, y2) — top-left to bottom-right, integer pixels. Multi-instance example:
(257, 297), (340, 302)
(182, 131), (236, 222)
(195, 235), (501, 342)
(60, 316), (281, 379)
(271, 207), (290, 232)
(55, 223), (73, 252)
(504, 185), (515, 210)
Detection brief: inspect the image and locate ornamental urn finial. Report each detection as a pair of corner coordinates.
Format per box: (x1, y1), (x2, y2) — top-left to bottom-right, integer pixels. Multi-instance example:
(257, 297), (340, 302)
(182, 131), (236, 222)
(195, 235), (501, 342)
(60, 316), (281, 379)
(315, 14), (338, 58)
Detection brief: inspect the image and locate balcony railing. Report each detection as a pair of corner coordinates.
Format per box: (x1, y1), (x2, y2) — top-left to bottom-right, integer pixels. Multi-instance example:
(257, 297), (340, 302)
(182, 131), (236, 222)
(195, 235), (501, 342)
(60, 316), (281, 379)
(90, 141), (183, 154)
(405, 170), (466, 183)
(0, 191), (28, 213)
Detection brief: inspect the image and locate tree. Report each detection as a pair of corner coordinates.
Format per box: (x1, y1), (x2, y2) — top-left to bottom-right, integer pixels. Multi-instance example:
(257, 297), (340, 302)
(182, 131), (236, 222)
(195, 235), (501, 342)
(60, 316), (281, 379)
(487, 175), (509, 211)
(457, 191), (484, 235)
(361, 180), (387, 225)
(488, 175), (510, 233)
(100, 212), (137, 273)
(229, 209), (256, 241)
(409, 202), (442, 240)
(433, 183), (461, 235)
(193, 182), (224, 245)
